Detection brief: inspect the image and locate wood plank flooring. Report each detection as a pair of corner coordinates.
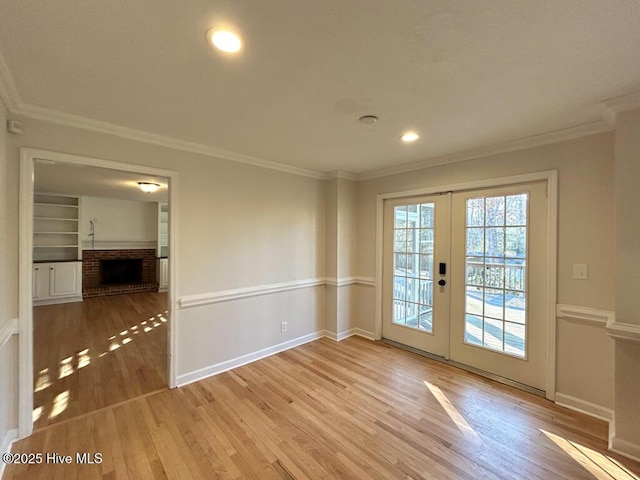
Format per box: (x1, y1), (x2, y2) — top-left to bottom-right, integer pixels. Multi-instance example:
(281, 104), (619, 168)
(7, 336), (639, 479)
(32, 292), (168, 430)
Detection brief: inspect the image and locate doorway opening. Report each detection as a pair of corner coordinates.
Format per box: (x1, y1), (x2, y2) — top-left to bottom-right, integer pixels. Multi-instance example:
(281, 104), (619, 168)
(18, 148), (178, 437)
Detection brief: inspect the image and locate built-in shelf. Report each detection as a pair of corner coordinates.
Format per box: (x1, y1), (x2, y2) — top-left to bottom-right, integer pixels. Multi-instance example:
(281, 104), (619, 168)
(33, 194), (81, 262)
(158, 202), (169, 258)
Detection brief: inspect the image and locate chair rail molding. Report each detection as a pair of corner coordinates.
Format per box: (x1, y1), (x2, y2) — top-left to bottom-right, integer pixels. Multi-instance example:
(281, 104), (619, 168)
(556, 304), (614, 326)
(605, 320), (640, 344)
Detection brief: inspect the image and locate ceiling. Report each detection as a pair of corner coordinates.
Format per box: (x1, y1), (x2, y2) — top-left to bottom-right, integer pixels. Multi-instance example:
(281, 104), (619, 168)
(34, 161), (168, 203)
(1, 1), (640, 176)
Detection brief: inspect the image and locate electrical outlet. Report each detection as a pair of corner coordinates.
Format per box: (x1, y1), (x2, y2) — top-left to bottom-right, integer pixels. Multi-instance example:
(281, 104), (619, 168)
(280, 321), (288, 333)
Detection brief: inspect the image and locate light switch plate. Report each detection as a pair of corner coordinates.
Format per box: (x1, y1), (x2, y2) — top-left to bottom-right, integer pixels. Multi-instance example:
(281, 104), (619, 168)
(572, 263), (588, 280)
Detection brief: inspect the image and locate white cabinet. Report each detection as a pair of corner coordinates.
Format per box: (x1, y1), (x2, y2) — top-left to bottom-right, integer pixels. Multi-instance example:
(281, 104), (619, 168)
(33, 261), (82, 305)
(157, 258), (169, 292)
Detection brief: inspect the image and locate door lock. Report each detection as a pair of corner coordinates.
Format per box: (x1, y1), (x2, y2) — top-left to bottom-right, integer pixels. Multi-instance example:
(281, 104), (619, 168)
(438, 279), (446, 286)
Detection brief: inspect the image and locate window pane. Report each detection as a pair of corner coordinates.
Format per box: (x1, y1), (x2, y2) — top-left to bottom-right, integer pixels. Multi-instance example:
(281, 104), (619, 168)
(406, 229), (416, 253)
(406, 254), (419, 278)
(505, 262), (526, 291)
(406, 277), (419, 303)
(393, 300), (406, 325)
(420, 203), (434, 228)
(465, 314), (483, 346)
(485, 196), (505, 226)
(394, 229), (407, 253)
(466, 227), (484, 255)
(484, 288), (504, 320)
(419, 307), (433, 332)
(406, 302), (418, 327)
(505, 290), (526, 324)
(505, 322), (525, 357)
(394, 253), (407, 273)
(419, 254), (433, 279)
(393, 276), (405, 301)
(485, 228), (505, 256)
(467, 198), (484, 227)
(394, 206), (407, 228)
(419, 280), (433, 306)
(484, 261), (504, 289)
(505, 227), (526, 258)
(483, 318), (504, 351)
(420, 228), (434, 253)
(466, 257), (484, 286)
(407, 204), (418, 229)
(465, 286), (483, 316)
(506, 194), (527, 226)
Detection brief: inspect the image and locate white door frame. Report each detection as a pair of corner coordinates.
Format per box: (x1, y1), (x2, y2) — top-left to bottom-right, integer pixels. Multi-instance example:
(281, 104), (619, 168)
(374, 170), (558, 400)
(18, 147), (180, 438)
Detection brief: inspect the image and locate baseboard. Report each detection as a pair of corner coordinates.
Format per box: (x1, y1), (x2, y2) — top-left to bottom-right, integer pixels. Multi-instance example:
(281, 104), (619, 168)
(33, 296), (83, 306)
(176, 331), (324, 386)
(323, 328), (376, 342)
(0, 428), (18, 478)
(610, 436), (640, 463)
(555, 392), (613, 422)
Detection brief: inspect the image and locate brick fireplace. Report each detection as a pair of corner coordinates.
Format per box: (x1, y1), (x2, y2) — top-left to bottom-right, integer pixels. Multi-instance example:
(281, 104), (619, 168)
(83, 249), (158, 298)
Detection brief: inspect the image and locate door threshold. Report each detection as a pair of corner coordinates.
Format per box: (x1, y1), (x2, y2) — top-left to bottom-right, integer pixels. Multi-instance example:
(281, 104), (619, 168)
(381, 338), (546, 397)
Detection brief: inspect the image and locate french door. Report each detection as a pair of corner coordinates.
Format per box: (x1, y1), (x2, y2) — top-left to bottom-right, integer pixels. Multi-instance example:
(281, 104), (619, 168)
(382, 182), (548, 391)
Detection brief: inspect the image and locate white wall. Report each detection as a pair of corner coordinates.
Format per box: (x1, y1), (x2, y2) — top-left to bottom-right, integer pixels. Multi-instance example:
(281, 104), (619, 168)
(79, 196), (158, 245)
(0, 100), (19, 462)
(7, 115), (326, 382)
(355, 133), (616, 409)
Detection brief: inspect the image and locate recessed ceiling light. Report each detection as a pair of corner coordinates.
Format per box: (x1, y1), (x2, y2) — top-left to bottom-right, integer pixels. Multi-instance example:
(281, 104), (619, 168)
(207, 28), (242, 53)
(401, 132), (420, 142)
(138, 182), (160, 193)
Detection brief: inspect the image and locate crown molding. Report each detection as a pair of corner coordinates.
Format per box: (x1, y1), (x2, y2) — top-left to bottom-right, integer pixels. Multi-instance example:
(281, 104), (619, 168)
(602, 91), (640, 115)
(324, 170), (358, 181)
(13, 102), (326, 179)
(355, 121), (613, 181)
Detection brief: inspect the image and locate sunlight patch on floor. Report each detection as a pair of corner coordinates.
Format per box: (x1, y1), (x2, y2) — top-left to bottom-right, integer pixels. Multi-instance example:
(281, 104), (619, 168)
(540, 429), (638, 480)
(424, 381), (482, 445)
(49, 391), (70, 419)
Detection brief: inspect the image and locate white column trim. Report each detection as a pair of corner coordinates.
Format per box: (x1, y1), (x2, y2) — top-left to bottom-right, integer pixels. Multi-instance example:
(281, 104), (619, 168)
(0, 318), (18, 350)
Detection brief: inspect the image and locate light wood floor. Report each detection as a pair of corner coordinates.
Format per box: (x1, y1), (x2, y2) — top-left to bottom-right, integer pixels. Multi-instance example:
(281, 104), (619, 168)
(7, 337), (640, 479)
(32, 292), (168, 430)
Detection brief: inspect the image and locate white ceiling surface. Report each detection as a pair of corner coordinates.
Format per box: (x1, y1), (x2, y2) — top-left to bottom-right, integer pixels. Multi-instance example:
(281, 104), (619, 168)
(35, 162), (168, 203)
(1, 1), (640, 175)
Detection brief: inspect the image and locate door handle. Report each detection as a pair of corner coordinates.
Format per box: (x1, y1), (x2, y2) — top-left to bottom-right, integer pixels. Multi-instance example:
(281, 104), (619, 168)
(438, 279), (446, 286)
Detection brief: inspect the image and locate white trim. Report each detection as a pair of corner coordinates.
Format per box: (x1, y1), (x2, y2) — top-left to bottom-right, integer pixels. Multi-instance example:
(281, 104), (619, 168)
(610, 436), (640, 463)
(19, 147), (180, 439)
(177, 331), (324, 386)
(0, 428), (19, 478)
(374, 170), (558, 399)
(555, 392), (613, 422)
(324, 170), (358, 181)
(0, 318), (18, 351)
(605, 320), (640, 344)
(556, 304), (614, 326)
(33, 296), (83, 307)
(324, 328), (376, 342)
(80, 240), (157, 250)
(603, 91), (640, 115)
(13, 103), (325, 180)
(179, 278), (325, 309)
(357, 123), (611, 181)
(324, 276), (376, 288)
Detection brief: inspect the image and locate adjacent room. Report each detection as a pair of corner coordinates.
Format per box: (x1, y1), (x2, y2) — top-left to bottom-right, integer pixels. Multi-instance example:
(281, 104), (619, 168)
(1, 1), (640, 479)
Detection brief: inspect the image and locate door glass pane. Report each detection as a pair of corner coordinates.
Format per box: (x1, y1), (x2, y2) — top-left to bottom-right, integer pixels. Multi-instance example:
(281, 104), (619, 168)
(464, 193), (528, 358)
(393, 203), (434, 332)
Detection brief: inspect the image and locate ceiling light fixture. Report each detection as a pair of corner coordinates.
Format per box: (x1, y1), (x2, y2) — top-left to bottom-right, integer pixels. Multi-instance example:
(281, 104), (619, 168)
(207, 28), (242, 53)
(401, 132), (420, 142)
(138, 182), (160, 193)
